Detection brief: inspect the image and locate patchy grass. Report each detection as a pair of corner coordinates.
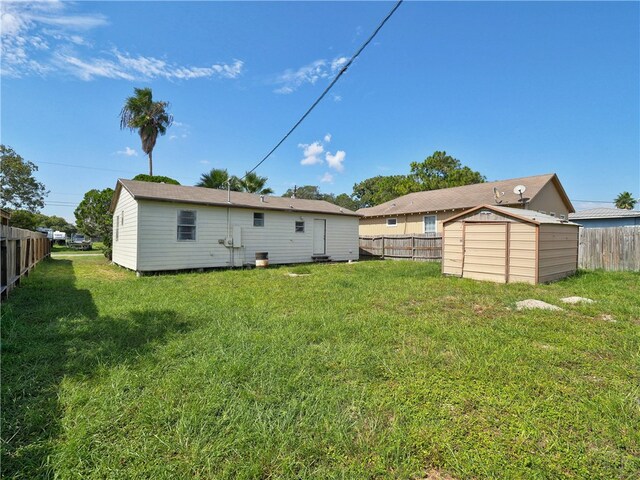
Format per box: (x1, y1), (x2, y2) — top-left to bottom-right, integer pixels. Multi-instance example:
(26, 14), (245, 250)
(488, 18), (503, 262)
(2, 258), (639, 479)
(51, 242), (105, 255)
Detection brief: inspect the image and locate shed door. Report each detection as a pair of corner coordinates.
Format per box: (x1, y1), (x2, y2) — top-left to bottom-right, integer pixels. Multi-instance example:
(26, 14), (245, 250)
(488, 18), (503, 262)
(313, 219), (326, 255)
(462, 223), (508, 283)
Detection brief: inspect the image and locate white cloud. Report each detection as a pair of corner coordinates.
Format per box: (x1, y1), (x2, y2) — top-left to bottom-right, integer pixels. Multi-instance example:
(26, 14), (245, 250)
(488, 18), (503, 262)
(324, 133), (332, 143)
(299, 141), (324, 166)
(116, 146), (137, 157)
(332, 94), (342, 102)
(273, 55), (349, 94)
(325, 150), (346, 172)
(331, 56), (348, 72)
(169, 135), (178, 140)
(320, 172), (334, 183)
(199, 160), (210, 165)
(1, 2), (244, 81)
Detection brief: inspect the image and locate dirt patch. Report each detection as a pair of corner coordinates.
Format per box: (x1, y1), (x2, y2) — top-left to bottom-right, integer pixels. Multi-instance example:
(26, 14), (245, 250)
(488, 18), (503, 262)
(417, 469), (460, 480)
(598, 314), (617, 323)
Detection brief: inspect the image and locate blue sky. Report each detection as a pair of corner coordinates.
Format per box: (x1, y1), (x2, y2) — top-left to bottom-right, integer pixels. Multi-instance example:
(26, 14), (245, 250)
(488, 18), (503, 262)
(2, 0), (639, 222)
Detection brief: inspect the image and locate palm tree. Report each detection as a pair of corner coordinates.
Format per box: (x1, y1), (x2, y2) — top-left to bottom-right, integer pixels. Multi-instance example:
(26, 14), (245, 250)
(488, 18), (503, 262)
(239, 172), (273, 195)
(197, 168), (229, 189)
(614, 191), (637, 210)
(120, 88), (173, 176)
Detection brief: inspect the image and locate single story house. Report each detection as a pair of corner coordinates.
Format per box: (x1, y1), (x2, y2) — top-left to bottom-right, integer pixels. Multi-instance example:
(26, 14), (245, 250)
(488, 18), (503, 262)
(358, 173), (574, 236)
(569, 208), (640, 228)
(442, 204), (580, 284)
(110, 179), (360, 273)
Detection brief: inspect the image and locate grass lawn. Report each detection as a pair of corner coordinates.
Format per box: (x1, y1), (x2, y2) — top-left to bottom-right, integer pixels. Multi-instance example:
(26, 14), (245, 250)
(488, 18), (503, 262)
(2, 257), (639, 479)
(51, 242), (105, 255)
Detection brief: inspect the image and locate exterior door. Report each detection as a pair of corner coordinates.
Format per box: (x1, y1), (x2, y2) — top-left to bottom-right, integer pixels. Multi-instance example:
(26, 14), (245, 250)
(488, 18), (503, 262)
(313, 219), (326, 255)
(462, 223), (508, 283)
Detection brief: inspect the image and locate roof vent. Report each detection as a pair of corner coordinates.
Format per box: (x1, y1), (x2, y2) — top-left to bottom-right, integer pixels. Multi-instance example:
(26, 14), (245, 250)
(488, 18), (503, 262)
(260, 195), (265, 203)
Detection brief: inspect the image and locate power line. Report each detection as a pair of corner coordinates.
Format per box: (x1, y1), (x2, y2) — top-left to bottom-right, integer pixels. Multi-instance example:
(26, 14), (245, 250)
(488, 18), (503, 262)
(37, 160), (138, 174)
(242, 0), (404, 179)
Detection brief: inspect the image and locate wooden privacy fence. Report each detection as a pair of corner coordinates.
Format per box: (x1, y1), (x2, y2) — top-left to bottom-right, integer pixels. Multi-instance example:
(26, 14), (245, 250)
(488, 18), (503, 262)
(578, 226), (640, 271)
(360, 234), (442, 261)
(1, 225), (50, 300)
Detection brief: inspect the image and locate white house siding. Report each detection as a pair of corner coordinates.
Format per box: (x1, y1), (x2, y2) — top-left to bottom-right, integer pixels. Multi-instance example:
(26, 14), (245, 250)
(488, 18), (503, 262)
(111, 188), (138, 270)
(134, 200), (358, 272)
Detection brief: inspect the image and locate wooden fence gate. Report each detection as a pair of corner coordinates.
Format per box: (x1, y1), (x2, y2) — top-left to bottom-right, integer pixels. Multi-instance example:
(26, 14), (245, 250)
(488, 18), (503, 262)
(359, 234), (442, 261)
(1, 225), (50, 300)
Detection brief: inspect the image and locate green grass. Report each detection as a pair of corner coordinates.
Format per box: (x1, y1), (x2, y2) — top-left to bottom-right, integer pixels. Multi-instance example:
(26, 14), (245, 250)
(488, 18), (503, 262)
(2, 257), (639, 479)
(51, 242), (105, 254)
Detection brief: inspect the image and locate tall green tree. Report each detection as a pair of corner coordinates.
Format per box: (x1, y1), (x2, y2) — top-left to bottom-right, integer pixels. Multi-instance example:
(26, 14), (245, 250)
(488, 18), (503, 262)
(614, 191), (637, 210)
(74, 188), (114, 258)
(410, 151), (485, 190)
(0, 145), (48, 211)
(333, 193), (359, 211)
(239, 172), (273, 195)
(352, 175), (420, 208)
(120, 88), (173, 176)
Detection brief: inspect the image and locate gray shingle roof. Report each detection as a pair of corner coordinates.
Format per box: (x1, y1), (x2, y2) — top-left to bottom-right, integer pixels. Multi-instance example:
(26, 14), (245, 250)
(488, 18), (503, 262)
(569, 208), (640, 220)
(357, 173), (573, 217)
(112, 179), (360, 216)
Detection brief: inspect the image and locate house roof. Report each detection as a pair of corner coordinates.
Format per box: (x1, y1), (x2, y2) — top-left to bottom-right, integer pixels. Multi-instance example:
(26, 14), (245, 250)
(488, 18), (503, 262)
(110, 179), (361, 217)
(357, 173), (574, 217)
(444, 204), (580, 226)
(569, 208), (640, 220)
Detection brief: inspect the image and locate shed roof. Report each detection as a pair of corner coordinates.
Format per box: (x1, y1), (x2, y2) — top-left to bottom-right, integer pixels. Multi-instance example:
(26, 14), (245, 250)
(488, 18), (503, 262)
(443, 204), (580, 226)
(569, 208), (640, 220)
(110, 179), (360, 217)
(357, 173), (574, 217)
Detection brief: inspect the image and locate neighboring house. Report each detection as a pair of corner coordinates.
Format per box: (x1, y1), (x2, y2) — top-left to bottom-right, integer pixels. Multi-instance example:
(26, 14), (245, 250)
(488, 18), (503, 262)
(110, 179), (360, 273)
(442, 204), (580, 284)
(358, 173), (574, 236)
(569, 208), (640, 228)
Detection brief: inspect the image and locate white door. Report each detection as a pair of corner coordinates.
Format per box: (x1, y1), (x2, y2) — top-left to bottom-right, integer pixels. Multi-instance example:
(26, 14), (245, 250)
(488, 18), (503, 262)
(313, 219), (326, 255)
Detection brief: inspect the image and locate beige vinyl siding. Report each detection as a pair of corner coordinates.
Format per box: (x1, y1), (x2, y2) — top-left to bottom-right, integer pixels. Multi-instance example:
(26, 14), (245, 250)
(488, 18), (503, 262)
(135, 201), (358, 272)
(442, 222), (463, 276)
(537, 224), (579, 282)
(507, 223), (536, 284)
(462, 223), (507, 283)
(359, 211), (458, 236)
(528, 181), (570, 219)
(111, 188), (138, 270)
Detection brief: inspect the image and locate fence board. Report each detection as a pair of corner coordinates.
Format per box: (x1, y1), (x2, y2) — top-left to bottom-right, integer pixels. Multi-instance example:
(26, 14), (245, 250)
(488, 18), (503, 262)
(1, 225), (50, 300)
(360, 234), (442, 261)
(578, 226), (639, 271)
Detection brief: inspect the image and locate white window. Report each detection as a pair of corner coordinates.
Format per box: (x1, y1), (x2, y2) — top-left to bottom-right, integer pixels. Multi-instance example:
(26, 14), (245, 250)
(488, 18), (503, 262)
(295, 221), (305, 233)
(386, 218), (397, 227)
(121, 211), (124, 225)
(177, 210), (196, 241)
(115, 215), (120, 241)
(423, 215), (437, 234)
(253, 212), (265, 227)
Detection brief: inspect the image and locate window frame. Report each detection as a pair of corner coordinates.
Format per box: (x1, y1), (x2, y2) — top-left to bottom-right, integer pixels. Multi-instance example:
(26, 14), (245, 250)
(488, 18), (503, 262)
(295, 220), (305, 233)
(386, 218), (398, 227)
(177, 209), (197, 242)
(253, 212), (265, 227)
(423, 215), (437, 235)
(115, 215), (120, 242)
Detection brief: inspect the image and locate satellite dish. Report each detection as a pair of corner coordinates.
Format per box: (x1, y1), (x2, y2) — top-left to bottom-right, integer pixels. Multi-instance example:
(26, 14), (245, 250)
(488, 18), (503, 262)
(493, 187), (504, 204)
(513, 185), (527, 195)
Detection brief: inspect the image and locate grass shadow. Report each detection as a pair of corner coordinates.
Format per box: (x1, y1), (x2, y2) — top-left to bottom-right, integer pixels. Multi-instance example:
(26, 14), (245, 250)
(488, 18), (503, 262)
(1, 259), (189, 478)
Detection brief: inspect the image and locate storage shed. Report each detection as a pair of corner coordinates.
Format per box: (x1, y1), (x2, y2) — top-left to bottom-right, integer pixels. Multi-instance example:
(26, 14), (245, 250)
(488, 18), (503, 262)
(442, 205), (580, 284)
